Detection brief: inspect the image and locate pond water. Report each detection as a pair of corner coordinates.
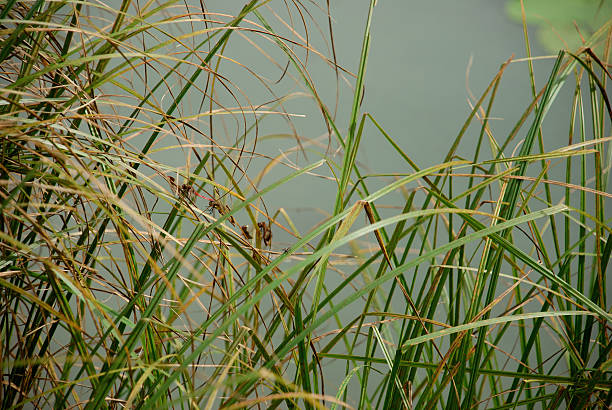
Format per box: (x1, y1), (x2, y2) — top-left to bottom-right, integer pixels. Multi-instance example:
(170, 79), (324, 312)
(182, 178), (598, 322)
(196, 0), (569, 241)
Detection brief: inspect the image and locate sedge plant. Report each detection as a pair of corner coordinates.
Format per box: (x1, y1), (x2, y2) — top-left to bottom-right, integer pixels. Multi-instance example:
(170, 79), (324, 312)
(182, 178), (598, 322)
(0, 1), (610, 409)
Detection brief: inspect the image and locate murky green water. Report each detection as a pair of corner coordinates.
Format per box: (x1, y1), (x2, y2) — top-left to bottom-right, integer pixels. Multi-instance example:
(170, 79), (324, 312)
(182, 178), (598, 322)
(194, 1), (570, 241)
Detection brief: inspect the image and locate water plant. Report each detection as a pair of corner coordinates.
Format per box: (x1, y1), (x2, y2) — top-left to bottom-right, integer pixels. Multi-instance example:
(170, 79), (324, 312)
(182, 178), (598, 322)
(1, 1), (610, 408)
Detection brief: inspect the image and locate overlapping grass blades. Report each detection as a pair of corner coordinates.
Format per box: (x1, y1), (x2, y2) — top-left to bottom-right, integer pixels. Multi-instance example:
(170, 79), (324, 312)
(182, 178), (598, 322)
(1, 1), (610, 409)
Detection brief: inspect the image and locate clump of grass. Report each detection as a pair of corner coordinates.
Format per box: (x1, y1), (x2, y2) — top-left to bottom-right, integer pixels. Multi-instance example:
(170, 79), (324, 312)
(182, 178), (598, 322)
(1, 1), (610, 409)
